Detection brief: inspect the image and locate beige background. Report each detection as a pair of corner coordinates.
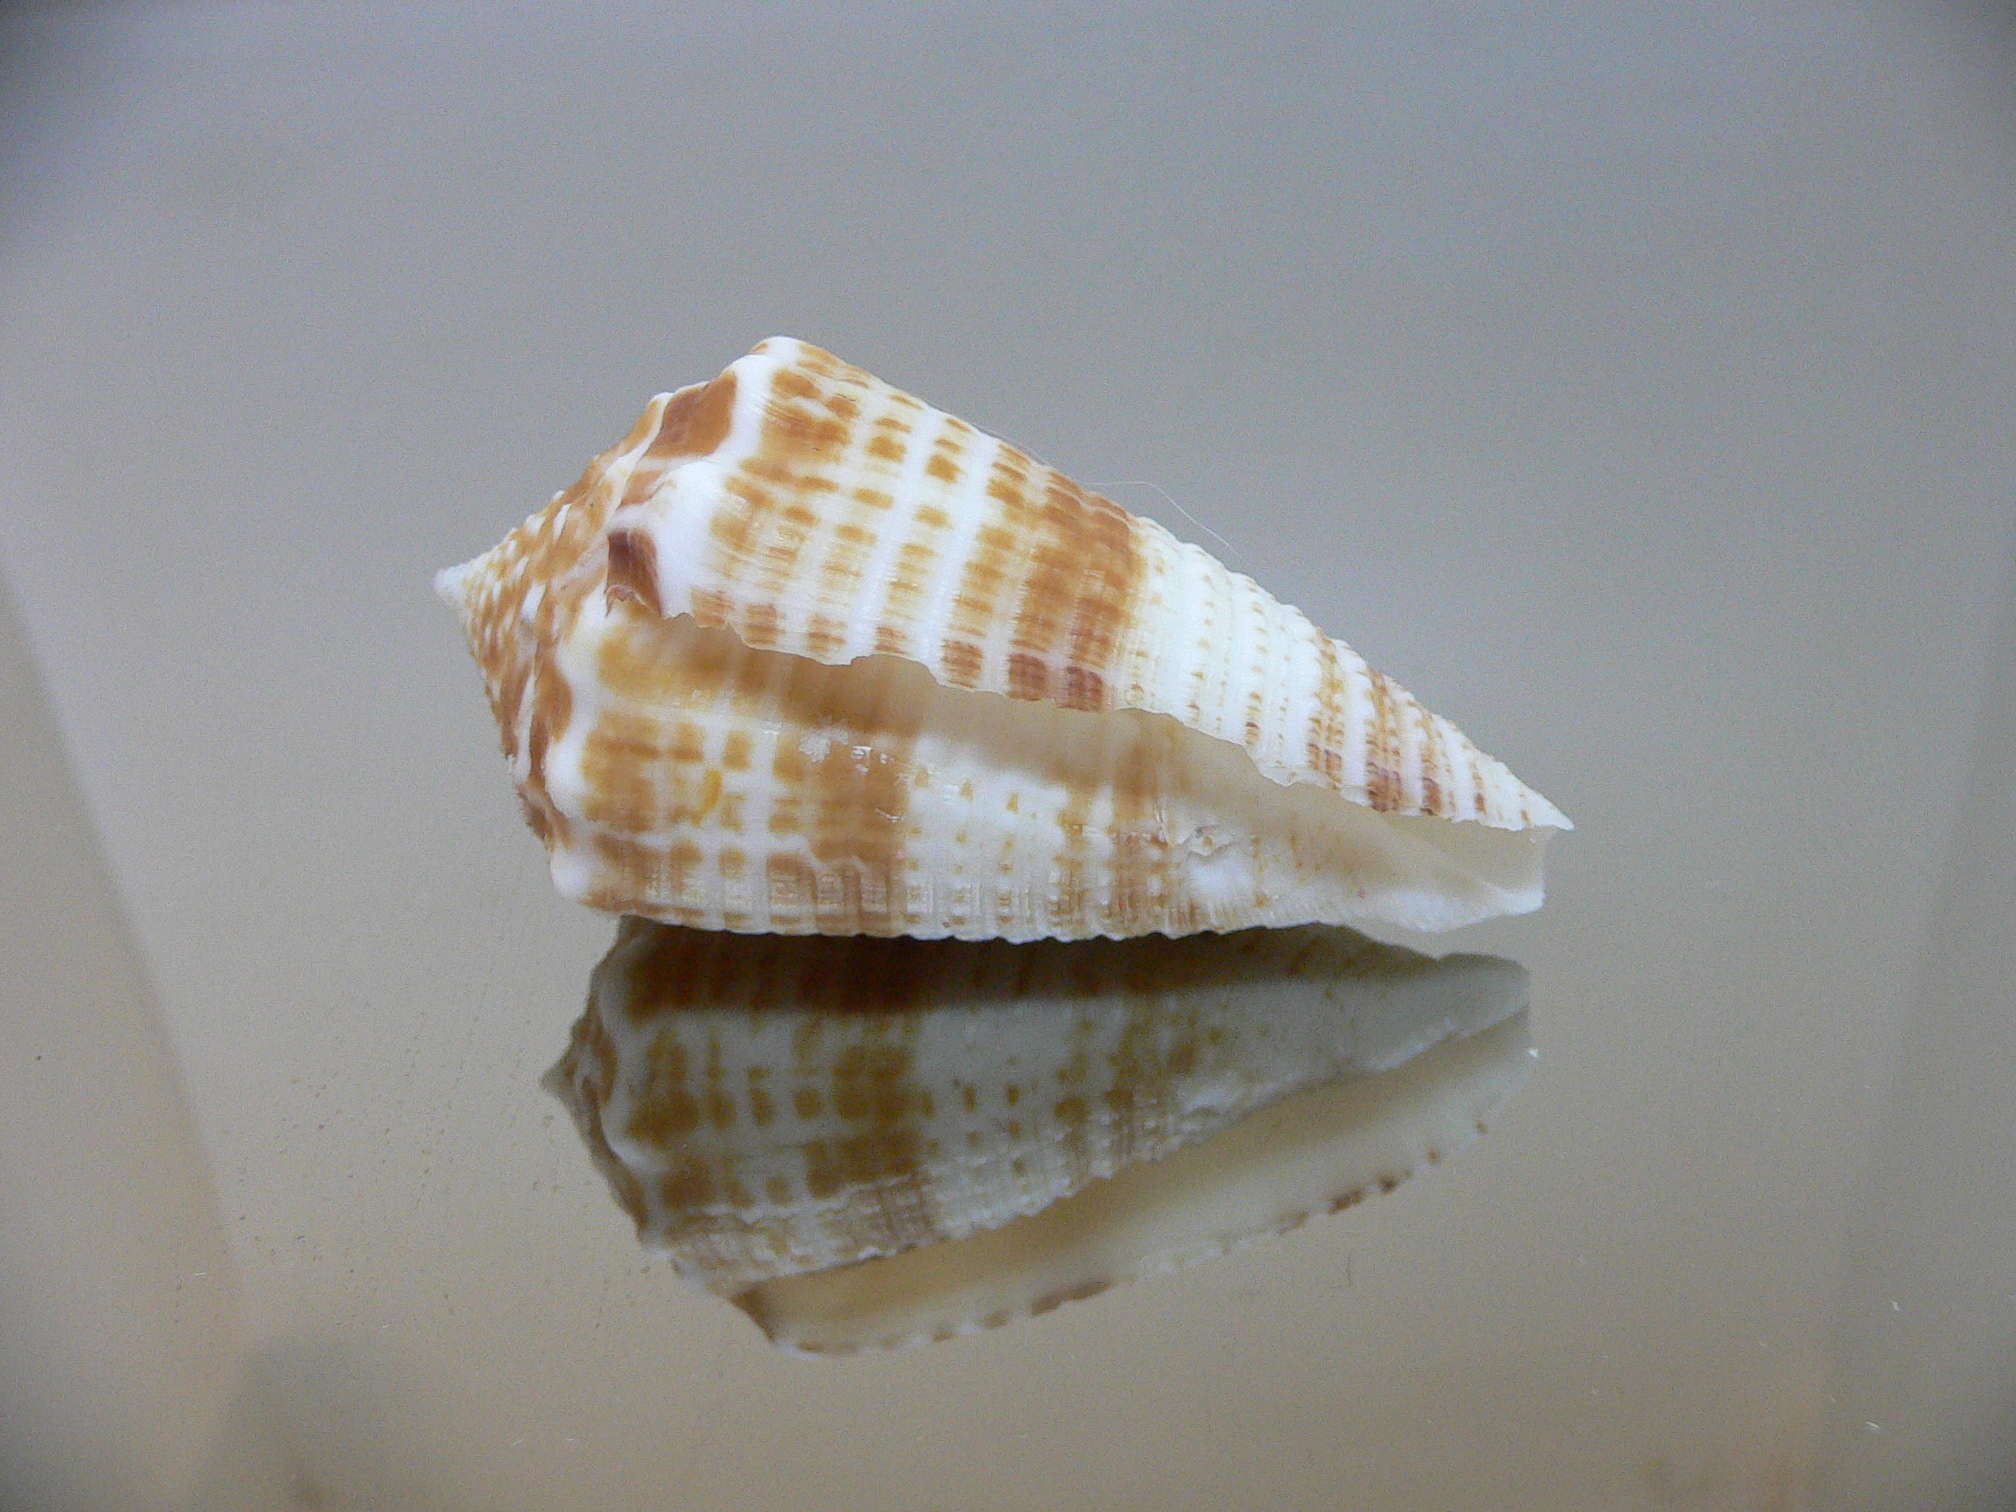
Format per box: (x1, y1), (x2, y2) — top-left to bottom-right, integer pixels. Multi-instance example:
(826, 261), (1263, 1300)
(2, 3), (2013, 1509)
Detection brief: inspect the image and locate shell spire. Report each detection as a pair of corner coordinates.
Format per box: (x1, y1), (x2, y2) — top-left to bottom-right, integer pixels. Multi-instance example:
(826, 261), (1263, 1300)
(438, 340), (1568, 940)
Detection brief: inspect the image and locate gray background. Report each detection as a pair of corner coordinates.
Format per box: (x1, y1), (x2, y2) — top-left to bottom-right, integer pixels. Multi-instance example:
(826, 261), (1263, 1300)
(3, 3), (2014, 1508)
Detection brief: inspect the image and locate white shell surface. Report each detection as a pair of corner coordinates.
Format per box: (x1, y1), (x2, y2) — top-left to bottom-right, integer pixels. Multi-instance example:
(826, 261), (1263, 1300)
(544, 918), (1531, 1348)
(438, 340), (1568, 938)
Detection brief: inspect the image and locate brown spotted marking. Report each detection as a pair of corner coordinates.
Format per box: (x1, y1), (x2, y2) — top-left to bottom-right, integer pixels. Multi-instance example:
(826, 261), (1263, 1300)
(877, 488), (956, 655)
(945, 477), (1023, 666)
(568, 614), (787, 919)
(699, 362), (857, 616)
(1363, 669), (1404, 812)
(1097, 993), (1202, 1164)
(573, 709), (664, 829)
(681, 349), (889, 660)
(618, 371), (740, 510)
(606, 916), (701, 1019)
(798, 1025), (944, 1256)
(626, 1031), (703, 1145)
(812, 516), (877, 612)
(446, 396), (689, 868)
(580, 834), (710, 920)
(1007, 474), (1141, 713)
(594, 606), (767, 707)
(548, 1011), (648, 1226)
(1046, 759), (1093, 935)
(921, 420), (969, 496)
(1007, 651), (1049, 702)
(755, 651), (928, 934)
(1305, 633), (1349, 788)
(656, 1156), (718, 1217)
(1100, 723), (1191, 936)
(1415, 701), (1446, 816)
(804, 612), (846, 661)
(524, 650), (573, 799)
(1043, 1012), (1097, 1183)
(746, 1064), (776, 1128)
(876, 542), (935, 653)
(701, 1026), (736, 1131)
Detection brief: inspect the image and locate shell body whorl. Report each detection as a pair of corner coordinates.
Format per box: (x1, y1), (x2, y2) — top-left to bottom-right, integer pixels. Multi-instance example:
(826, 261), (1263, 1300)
(439, 339), (1568, 939)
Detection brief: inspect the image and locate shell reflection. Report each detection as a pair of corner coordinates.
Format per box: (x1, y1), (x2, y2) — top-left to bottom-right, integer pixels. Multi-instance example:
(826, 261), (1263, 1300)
(546, 918), (1532, 1353)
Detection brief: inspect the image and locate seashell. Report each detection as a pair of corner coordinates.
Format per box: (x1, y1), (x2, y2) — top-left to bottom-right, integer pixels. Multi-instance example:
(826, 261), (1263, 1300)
(544, 918), (1532, 1353)
(437, 339), (1569, 938)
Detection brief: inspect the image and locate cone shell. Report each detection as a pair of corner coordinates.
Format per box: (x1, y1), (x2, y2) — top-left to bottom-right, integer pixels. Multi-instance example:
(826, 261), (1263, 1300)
(544, 918), (1532, 1352)
(438, 339), (1568, 939)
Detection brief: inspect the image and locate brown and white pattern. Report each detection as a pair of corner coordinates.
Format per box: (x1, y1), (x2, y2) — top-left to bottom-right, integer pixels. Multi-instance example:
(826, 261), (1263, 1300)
(546, 917), (1532, 1352)
(437, 339), (1569, 938)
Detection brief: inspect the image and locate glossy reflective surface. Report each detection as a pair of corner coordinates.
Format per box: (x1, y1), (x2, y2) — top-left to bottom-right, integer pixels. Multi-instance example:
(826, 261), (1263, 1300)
(2, 4), (2013, 1509)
